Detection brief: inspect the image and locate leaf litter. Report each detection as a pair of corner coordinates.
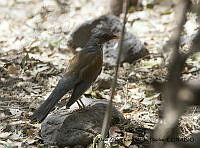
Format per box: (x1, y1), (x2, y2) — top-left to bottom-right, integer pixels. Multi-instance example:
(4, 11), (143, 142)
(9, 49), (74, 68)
(0, 0), (200, 147)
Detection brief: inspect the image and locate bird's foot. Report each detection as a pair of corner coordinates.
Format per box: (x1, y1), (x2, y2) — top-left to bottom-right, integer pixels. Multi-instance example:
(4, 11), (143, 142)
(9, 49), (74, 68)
(65, 99), (85, 110)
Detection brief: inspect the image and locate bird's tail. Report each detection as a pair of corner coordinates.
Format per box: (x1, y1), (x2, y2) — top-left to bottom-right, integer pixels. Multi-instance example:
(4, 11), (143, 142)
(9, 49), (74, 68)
(30, 77), (74, 123)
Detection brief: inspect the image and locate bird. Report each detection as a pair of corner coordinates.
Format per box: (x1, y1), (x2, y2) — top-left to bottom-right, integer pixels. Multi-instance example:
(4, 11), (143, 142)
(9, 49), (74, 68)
(31, 26), (120, 123)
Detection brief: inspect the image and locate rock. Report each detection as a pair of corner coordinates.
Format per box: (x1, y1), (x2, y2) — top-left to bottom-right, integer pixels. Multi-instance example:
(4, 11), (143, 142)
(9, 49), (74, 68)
(103, 32), (148, 66)
(67, 14), (148, 66)
(41, 97), (123, 147)
(95, 73), (113, 89)
(180, 32), (200, 47)
(161, 32), (200, 64)
(67, 14), (122, 50)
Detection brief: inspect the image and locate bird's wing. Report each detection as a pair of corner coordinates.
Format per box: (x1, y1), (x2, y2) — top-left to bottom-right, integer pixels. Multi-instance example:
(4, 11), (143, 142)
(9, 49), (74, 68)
(64, 50), (103, 108)
(65, 50), (103, 82)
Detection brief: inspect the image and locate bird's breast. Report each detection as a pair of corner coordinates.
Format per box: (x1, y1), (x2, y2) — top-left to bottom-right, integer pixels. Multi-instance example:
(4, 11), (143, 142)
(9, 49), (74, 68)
(79, 52), (103, 83)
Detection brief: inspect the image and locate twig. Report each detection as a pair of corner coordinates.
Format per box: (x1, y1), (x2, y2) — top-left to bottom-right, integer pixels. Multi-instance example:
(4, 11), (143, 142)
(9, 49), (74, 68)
(99, 0), (129, 147)
(152, 0), (190, 148)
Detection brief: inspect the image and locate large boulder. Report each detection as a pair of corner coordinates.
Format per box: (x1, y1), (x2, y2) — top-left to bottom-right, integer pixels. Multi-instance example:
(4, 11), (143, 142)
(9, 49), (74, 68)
(67, 14), (148, 66)
(41, 97), (123, 147)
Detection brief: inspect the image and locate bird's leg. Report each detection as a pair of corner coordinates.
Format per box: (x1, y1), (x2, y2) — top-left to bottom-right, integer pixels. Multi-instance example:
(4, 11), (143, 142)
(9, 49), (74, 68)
(65, 81), (90, 109)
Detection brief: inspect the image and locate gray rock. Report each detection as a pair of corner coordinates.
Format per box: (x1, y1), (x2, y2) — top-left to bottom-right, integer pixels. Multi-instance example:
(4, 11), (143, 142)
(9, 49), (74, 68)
(161, 32), (200, 64)
(41, 97), (123, 147)
(95, 73), (113, 89)
(180, 33), (200, 47)
(67, 14), (148, 66)
(67, 14), (122, 51)
(103, 32), (148, 66)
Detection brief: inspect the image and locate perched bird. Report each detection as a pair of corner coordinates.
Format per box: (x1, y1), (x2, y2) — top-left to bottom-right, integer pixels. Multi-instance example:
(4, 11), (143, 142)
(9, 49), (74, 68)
(31, 27), (120, 123)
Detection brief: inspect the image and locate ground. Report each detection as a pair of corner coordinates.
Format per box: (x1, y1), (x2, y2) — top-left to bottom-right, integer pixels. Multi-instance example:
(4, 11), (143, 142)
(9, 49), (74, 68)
(0, 0), (200, 147)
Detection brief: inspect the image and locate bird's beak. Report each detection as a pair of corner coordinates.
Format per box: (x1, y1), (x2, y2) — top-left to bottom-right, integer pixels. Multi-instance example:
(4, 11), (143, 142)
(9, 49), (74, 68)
(112, 35), (121, 39)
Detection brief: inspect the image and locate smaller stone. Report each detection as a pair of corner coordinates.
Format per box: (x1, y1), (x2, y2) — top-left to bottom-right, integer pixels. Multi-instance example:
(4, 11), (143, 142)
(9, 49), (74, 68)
(95, 73), (113, 89)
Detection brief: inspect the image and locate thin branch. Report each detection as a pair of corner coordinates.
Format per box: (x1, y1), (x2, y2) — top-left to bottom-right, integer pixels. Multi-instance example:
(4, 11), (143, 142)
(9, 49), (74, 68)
(167, 0), (190, 81)
(99, 0), (129, 147)
(152, 0), (190, 148)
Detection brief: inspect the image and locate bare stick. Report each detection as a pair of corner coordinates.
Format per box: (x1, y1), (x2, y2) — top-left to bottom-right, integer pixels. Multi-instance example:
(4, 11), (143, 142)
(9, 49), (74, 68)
(152, 0), (190, 148)
(99, 0), (129, 147)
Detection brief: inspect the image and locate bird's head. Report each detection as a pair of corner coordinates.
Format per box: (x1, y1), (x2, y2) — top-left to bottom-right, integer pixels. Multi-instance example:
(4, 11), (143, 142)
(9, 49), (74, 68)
(91, 26), (120, 44)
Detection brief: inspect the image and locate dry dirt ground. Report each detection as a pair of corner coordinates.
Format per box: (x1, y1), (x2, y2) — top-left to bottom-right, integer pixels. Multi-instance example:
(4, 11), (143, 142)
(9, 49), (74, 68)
(0, 0), (200, 147)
